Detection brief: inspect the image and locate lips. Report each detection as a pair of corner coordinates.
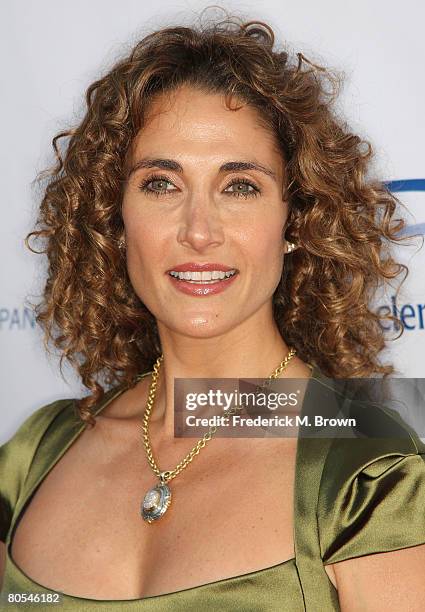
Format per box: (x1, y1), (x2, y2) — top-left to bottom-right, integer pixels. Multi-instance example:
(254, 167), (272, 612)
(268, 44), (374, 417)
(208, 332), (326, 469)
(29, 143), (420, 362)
(166, 262), (239, 297)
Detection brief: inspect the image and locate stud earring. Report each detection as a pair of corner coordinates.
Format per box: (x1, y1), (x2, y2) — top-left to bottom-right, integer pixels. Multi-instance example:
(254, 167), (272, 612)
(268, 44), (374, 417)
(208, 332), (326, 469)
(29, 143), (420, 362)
(286, 241), (297, 253)
(118, 238), (126, 251)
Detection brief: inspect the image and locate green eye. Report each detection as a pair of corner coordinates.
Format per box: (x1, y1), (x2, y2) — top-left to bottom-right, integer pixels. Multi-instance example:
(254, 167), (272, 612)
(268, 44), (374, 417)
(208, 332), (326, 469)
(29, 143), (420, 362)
(139, 175), (176, 196)
(150, 179), (172, 191)
(224, 179), (260, 198)
(138, 175), (261, 199)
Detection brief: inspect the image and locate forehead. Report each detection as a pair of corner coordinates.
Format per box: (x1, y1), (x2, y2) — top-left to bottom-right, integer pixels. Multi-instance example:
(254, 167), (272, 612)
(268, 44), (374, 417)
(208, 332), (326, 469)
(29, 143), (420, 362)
(131, 85), (281, 160)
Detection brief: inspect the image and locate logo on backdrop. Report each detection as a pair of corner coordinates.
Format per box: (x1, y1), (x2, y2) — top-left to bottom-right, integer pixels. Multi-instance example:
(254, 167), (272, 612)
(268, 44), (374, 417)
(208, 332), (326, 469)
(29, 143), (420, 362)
(380, 178), (425, 332)
(385, 178), (425, 238)
(1, 180), (424, 333)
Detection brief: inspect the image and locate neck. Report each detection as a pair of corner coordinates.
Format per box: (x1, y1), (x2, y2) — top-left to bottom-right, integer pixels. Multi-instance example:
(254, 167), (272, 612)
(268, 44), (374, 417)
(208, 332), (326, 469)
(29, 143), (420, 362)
(147, 307), (307, 438)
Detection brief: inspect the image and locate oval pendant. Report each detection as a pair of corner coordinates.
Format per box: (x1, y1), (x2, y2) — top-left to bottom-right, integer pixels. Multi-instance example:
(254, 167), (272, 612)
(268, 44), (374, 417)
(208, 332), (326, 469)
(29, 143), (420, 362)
(141, 483), (172, 523)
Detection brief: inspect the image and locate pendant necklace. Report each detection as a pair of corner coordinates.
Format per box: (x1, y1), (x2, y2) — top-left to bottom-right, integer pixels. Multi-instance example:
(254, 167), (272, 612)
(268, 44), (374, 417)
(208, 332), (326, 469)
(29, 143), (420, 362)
(139, 348), (297, 523)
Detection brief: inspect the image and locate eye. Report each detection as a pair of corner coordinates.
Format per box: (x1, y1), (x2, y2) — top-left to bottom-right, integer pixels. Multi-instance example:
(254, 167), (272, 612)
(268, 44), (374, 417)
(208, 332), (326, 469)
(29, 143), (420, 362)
(224, 178), (260, 198)
(138, 174), (177, 197)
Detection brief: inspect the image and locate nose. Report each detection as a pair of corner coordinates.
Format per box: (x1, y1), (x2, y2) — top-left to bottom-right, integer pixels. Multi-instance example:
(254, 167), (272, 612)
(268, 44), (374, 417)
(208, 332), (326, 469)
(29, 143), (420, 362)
(177, 193), (225, 252)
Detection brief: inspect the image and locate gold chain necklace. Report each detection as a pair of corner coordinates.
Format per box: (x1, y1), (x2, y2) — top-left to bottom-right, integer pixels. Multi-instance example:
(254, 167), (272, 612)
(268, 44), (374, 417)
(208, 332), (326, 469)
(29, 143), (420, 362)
(139, 347), (297, 523)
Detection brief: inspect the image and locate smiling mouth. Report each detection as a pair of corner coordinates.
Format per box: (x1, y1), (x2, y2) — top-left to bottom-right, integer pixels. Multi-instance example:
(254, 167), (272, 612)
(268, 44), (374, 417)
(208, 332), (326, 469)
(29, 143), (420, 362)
(168, 270), (238, 283)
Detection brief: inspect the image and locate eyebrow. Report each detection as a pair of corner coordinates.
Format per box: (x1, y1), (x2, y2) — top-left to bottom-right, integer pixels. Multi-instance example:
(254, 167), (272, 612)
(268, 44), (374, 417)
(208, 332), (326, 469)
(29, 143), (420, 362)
(127, 158), (277, 181)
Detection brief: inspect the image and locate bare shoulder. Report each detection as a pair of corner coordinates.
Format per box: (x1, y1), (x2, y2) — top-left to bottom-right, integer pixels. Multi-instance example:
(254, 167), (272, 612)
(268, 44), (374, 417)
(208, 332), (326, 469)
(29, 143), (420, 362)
(328, 544), (425, 611)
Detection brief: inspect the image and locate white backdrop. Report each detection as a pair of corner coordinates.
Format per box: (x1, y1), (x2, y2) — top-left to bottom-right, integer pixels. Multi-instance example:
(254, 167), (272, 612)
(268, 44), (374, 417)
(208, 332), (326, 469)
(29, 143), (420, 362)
(1, 0), (424, 442)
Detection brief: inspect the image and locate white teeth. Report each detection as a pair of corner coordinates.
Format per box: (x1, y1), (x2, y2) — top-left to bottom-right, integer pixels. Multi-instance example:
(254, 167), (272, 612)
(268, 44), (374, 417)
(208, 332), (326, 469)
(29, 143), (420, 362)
(169, 269), (237, 282)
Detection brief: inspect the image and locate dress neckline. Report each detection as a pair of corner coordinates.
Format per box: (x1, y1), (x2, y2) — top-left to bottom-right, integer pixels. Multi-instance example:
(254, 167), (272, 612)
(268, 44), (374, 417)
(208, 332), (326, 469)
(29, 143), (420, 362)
(6, 365), (326, 603)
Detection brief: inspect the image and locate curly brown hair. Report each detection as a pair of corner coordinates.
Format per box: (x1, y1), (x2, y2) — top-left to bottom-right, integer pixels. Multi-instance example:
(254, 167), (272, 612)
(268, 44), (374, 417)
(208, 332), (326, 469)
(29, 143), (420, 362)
(25, 11), (416, 426)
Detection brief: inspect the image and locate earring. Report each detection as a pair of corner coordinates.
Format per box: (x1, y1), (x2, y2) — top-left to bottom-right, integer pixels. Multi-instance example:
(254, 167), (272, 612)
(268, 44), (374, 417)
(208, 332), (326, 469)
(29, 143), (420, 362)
(118, 238), (126, 251)
(286, 241), (297, 253)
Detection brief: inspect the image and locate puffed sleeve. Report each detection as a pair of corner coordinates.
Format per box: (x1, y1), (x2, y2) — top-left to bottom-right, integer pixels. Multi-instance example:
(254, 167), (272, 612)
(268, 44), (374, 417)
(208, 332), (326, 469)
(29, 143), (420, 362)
(0, 399), (73, 543)
(317, 429), (425, 565)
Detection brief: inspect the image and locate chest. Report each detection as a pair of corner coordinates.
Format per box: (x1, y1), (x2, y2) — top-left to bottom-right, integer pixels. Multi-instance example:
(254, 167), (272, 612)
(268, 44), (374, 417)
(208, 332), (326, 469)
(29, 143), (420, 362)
(10, 430), (297, 600)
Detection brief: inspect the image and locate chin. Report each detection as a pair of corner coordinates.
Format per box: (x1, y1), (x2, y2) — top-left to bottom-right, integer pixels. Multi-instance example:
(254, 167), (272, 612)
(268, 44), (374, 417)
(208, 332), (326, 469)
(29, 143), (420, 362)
(166, 314), (233, 338)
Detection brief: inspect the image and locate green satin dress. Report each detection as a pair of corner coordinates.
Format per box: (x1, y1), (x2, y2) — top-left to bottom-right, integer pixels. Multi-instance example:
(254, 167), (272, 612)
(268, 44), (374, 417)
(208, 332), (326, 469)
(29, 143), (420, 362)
(1, 367), (425, 611)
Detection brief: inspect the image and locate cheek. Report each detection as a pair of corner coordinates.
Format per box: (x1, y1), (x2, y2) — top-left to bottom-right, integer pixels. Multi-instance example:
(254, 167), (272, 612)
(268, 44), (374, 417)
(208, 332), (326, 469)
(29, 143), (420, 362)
(124, 212), (166, 268)
(241, 217), (285, 267)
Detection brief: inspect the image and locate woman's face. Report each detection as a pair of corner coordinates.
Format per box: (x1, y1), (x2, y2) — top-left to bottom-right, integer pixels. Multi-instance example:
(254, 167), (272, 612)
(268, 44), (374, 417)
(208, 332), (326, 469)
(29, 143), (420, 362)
(122, 85), (289, 339)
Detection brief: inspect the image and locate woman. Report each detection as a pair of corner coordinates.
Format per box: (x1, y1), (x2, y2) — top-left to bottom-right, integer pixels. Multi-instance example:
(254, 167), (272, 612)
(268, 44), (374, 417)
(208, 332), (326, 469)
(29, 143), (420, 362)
(1, 13), (425, 611)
